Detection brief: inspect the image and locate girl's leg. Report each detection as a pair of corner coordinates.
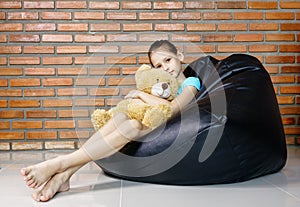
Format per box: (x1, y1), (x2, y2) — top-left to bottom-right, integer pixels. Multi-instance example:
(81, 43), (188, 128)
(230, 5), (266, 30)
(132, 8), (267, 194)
(21, 113), (144, 189)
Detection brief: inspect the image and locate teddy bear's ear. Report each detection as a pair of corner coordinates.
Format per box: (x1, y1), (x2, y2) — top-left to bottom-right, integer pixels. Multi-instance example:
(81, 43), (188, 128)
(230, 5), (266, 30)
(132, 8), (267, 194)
(136, 64), (151, 73)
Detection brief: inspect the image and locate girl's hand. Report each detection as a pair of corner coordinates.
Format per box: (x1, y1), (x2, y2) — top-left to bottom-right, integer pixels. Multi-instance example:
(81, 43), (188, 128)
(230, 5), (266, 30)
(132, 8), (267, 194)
(125, 90), (141, 99)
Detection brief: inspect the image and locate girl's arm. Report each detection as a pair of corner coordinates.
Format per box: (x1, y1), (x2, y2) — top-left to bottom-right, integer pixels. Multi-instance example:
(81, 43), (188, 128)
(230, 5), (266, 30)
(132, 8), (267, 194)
(126, 86), (198, 117)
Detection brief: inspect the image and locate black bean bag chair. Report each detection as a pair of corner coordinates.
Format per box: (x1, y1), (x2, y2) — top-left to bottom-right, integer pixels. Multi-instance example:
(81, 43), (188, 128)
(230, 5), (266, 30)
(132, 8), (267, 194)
(95, 54), (287, 185)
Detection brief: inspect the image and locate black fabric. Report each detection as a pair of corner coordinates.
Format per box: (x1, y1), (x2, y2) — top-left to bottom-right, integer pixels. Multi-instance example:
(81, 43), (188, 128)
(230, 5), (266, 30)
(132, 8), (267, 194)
(95, 54), (287, 185)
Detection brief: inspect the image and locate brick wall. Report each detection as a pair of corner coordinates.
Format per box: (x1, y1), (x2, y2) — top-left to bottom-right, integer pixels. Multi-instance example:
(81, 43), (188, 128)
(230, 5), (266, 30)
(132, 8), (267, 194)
(0, 0), (299, 150)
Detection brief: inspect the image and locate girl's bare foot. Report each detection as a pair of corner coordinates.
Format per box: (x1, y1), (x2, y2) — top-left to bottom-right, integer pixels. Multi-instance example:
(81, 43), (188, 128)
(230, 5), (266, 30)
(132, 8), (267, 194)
(32, 172), (70, 202)
(20, 156), (66, 189)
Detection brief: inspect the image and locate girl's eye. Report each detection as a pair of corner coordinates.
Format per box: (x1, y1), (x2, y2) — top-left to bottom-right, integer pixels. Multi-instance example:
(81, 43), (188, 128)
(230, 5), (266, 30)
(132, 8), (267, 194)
(156, 65), (161, 69)
(166, 58), (171, 63)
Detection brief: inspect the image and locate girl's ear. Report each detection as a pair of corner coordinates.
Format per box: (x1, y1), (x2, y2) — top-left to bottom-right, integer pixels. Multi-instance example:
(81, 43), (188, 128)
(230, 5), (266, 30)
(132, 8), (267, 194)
(177, 52), (184, 62)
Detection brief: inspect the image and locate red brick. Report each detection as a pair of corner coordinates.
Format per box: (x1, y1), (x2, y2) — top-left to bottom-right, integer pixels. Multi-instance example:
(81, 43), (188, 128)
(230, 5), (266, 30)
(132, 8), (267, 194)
(0, 111), (24, 119)
(121, 45), (149, 54)
(45, 141), (75, 149)
(41, 12), (71, 20)
(282, 117), (296, 125)
(203, 12), (232, 20)
(89, 88), (119, 96)
(234, 12), (263, 20)
(154, 2), (183, 9)
(0, 143), (10, 150)
(25, 68), (55, 76)
(57, 46), (86, 54)
(266, 12), (294, 20)
(43, 56), (72, 65)
(248, 2), (278, 9)
(124, 23), (152, 31)
(42, 34), (72, 42)
(106, 34), (137, 42)
(171, 12), (201, 20)
(265, 56), (295, 64)
(75, 78), (105, 86)
(57, 88), (87, 96)
(171, 34), (201, 42)
(0, 132), (24, 140)
(122, 2), (151, 9)
(74, 56), (105, 65)
(74, 99), (104, 107)
(250, 23), (278, 31)
(0, 68), (22, 76)
(0, 23), (22, 31)
(0, 46), (21, 54)
(107, 12), (136, 20)
(281, 66), (300, 73)
(187, 23), (216, 31)
(0, 100), (8, 108)
(25, 23), (56, 31)
(280, 45), (300, 53)
(0, 35), (6, 42)
(59, 131), (90, 139)
(0, 89), (22, 97)
(185, 1), (214, 9)
(43, 78), (73, 86)
(284, 127), (300, 135)
(0, 79), (8, 86)
(89, 2), (119, 9)
(12, 121), (42, 129)
(281, 23), (300, 31)
(42, 100), (72, 107)
(45, 120), (75, 129)
(234, 34), (263, 42)
(27, 131), (57, 139)
(140, 12), (169, 20)
(24, 46), (54, 54)
(26, 110), (56, 118)
(91, 23), (120, 31)
(271, 76), (294, 84)
(265, 66), (278, 74)
(10, 57), (40, 65)
(56, 1), (87, 8)
(58, 110), (89, 118)
(0, 57), (7, 65)
(0, 12), (5, 19)
(0, 122), (9, 129)
(24, 1), (54, 9)
(266, 34), (295, 42)
(249, 44), (278, 52)
(106, 98), (123, 106)
(219, 23), (247, 31)
(143, 34), (171, 42)
(280, 106), (300, 115)
(24, 89), (55, 97)
(58, 24), (88, 31)
(10, 78), (40, 87)
(0, 1), (21, 9)
(108, 77), (135, 86)
(281, 86), (300, 94)
(8, 12), (38, 20)
(89, 67), (120, 75)
(106, 56), (137, 64)
(74, 12), (104, 20)
(57, 67), (87, 76)
(217, 45), (247, 53)
(89, 46), (118, 54)
(155, 23), (185, 31)
(204, 34), (232, 42)
(75, 34), (105, 42)
(280, 2), (300, 9)
(10, 100), (40, 108)
(217, 1), (246, 9)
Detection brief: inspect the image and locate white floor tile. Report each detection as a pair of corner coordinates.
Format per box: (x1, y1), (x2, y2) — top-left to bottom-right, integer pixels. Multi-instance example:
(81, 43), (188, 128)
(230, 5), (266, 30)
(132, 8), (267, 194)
(0, 146), (299, 207)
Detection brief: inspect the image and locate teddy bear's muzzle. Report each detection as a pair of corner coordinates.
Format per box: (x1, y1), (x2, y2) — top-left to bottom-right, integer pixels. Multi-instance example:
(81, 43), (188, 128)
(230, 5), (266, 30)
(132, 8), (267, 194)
(151, 82), (171, 99)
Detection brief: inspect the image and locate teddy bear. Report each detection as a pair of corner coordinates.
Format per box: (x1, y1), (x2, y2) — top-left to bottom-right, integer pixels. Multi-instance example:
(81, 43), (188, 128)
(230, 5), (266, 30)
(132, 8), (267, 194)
(91, 64), (180, 130)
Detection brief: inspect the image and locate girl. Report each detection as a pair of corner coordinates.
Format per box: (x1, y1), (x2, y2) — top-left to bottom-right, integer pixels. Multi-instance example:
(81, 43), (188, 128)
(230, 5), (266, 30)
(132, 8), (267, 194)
(20, 40), (201, 202)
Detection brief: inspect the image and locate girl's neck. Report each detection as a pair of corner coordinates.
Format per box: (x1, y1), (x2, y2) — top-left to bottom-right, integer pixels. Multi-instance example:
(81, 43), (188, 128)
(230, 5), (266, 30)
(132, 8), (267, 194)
(177, 72), (186, 86)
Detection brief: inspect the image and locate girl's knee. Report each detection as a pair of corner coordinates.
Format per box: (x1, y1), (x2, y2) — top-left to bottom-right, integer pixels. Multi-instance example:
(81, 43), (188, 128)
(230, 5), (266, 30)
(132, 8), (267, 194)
(118, 119), (143, 140)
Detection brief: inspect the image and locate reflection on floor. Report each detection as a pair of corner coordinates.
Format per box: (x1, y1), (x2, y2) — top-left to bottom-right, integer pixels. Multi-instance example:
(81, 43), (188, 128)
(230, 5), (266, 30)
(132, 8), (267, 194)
(0, 146), (299, 207)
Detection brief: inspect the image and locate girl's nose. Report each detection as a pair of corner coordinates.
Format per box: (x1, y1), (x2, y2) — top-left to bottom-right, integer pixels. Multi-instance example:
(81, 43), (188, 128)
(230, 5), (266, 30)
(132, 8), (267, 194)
(162, 63), (169, 71)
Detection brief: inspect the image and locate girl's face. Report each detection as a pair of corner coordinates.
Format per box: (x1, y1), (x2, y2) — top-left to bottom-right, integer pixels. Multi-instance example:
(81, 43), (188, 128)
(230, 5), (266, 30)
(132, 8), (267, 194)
(150, 49), (184, 78)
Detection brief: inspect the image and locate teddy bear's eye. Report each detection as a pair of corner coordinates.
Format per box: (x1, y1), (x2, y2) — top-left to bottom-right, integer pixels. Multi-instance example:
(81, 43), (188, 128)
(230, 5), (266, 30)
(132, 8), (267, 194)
(156, 78), (159, 83)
